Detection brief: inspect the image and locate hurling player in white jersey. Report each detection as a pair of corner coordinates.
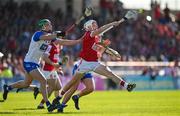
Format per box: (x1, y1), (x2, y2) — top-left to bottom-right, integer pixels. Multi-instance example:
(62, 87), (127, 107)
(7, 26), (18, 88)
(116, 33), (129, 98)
(3, 19), (81, 112)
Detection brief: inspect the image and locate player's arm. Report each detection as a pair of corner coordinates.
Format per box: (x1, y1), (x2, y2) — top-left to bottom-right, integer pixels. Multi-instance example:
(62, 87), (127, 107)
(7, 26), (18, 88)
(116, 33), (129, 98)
(33, 31), (65, 41)
(90, 20), (124, 37)
(39, 33), (57, 40)
(40, 31), (66, 40)
(91, 10), (138, 37)
(54, 39), (81, 46)
(42, 45), (60, 68)
(54, 34), (84, 46)
(42, 54), (61, 69)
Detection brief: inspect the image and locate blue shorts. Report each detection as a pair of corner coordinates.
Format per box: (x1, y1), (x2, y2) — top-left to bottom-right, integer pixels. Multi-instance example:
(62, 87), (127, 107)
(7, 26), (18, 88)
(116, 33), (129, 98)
(23, 62), (40, 73)
(72, 64), (92, 80)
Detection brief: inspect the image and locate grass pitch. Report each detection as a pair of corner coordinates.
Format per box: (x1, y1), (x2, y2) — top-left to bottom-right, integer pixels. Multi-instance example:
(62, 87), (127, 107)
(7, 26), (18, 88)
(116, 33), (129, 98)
(0, 90), (180, 116)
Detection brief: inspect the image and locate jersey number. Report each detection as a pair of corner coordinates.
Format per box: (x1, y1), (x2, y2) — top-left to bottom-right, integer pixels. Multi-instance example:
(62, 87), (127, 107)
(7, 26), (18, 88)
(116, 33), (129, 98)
(40, 44), (48, 51)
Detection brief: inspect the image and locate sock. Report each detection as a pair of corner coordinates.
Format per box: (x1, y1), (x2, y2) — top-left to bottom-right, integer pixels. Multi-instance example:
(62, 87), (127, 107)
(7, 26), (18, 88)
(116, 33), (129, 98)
(119, 81), (128, 88)
(39, 103), (44, 106)
(45, 101), (51, 107)
(60, 102), (67, 108)
(61, 103), (66, 107)
(8, 85), (13, 91)
(56, 96), (62, 101)
(60, 90), (65, 96)
(40, 99), (45, 105)
(74, 94), (79, 99)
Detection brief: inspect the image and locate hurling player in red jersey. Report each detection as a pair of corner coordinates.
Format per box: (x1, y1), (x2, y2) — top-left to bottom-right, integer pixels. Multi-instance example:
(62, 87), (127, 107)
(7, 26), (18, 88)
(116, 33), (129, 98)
(52, 19), (136, 112)
(35, 41), (64, 109)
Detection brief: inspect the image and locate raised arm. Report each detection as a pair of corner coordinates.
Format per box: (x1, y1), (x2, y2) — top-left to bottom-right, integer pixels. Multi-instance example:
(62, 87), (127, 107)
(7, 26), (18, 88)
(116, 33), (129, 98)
(39, 33), (57, 40)
(40, 31), (65, 40)
(54, 34), (85, 46)
(91, 19), (124, 37)
(91, 10), (138, 37)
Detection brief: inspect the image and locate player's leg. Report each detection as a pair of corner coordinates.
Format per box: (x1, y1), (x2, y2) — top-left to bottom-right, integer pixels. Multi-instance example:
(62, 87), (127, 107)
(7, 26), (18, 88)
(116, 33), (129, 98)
(54, 90), (59, 97)
(94, 64), (136, 91)
(37, 71), (62, 109)
(37, 80), (54, 109)
(33, 70), (56, 101)
(53, 60), (94, 112)
(37, 78), (57, 109)
(62, 73), (83, 94)
(53, 72), (83, 101)
(77, 77), (94, 97)
(72, 78), (94, 110)
(52, 73), (83, 113)
(29, 69), (56, 112)
(56, 79), (80, 112)
(16, 84), (40, 100)
(58, 73), (94, 112)
(3, 72), (33, 100)
(63, 80), (79, 104)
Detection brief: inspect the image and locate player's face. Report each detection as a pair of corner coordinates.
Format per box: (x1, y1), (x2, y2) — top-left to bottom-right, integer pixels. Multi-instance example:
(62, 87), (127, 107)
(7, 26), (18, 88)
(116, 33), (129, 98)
(92, 21), (98, 30)
(44, 21), (52, 32)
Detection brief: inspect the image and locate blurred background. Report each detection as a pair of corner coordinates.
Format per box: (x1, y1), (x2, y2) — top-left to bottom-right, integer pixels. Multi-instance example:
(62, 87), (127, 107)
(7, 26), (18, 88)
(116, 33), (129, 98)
(0, 0), (180, 91)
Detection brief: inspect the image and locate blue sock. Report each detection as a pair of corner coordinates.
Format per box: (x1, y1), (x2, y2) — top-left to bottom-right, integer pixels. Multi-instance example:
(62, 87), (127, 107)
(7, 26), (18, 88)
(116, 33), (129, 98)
(62, 103), (66, 106)
(46, 101), (51, 107)
(61, 103), (67, 108)
(8, 86), (13, 91)
(75, 95), (79, 99)
(56, 96), (61, 101)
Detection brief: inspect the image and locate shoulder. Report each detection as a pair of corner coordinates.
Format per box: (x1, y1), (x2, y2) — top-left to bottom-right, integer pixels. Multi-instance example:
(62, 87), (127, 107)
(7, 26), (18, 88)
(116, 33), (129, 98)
(32, 31), (44, 42)
(84, 31), (92, 38)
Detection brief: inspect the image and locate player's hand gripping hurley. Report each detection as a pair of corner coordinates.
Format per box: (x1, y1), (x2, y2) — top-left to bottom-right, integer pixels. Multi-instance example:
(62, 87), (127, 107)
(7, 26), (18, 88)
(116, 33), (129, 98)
(66, 7), (93, 34)
(99, 10), (138, 36)
(99, 10), (138, 58)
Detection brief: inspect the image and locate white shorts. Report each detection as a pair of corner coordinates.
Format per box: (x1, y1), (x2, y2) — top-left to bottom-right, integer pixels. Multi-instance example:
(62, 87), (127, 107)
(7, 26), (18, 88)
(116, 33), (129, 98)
(41, 70), (59, 79)
(76, 59), (101, 73)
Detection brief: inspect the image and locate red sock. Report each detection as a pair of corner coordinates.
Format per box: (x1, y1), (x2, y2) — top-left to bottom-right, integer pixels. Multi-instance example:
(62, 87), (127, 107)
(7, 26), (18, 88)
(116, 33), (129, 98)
(120, 81), (125, 87)
(60, 90), (65, 96)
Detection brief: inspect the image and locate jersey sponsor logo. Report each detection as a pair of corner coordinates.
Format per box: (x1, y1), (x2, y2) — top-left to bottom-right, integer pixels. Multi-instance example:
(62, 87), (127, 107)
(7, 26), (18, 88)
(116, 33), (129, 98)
(40, 44), (48, 51)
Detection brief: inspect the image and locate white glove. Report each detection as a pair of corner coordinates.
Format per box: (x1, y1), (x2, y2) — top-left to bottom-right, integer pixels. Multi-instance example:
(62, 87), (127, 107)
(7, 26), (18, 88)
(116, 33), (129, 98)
(124, 10), (138, 20)
(84, 7), (92, 17)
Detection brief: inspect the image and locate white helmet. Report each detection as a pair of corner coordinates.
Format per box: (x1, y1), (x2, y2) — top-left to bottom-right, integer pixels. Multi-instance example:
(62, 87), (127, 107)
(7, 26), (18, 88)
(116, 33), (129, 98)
(84, 20), (97, 31)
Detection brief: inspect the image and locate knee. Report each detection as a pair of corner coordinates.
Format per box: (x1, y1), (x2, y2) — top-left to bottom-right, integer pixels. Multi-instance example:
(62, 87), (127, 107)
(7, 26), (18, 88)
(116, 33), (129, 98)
(23, 81), (31, 88)
(86, 86), (94, 93)
(23, 84), (30, 88)
(40, 78), (47, 84)
(55, 85), (61, 91)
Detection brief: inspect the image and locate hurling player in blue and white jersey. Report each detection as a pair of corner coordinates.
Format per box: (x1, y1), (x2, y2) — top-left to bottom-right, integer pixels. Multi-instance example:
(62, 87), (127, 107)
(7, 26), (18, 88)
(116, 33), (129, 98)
(3, 19), (81, 112)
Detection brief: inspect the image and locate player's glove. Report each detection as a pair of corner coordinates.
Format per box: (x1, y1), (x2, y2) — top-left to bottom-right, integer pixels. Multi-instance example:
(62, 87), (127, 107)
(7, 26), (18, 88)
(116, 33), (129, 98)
(62, 56), (69, 65)
(55, 31), (66, 38)
(123, 10), (138, 20)
(75, 7), (93, 25)
(58, 56), (69, 66)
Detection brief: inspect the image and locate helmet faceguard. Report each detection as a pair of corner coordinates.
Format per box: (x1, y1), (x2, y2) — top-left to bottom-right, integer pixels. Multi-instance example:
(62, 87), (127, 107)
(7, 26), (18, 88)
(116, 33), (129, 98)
(83, 20), (97, 31)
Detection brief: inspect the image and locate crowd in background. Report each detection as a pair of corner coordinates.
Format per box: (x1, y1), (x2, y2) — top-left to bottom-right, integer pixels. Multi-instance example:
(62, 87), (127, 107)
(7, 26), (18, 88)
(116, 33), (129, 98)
(0, 0), (180, 78)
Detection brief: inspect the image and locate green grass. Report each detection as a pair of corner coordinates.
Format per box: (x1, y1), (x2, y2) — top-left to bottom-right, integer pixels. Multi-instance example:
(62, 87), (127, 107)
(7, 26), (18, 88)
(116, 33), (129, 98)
(0, 90), (180, 116)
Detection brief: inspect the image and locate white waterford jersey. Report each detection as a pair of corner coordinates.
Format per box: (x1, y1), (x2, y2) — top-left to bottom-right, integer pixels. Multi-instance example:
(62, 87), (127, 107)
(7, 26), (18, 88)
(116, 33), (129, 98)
(24, 31), (50, 64)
